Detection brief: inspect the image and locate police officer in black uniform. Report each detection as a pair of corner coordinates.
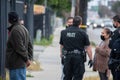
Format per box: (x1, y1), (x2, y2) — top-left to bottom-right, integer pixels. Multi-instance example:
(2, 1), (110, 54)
(60, 16), (92, 80)
(109, 15), (120, 80)
(61, 17), (73, 65)
(61, 17), (73, 79)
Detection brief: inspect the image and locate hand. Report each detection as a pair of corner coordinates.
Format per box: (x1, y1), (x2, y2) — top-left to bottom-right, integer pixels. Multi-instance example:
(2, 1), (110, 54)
(88, 60), (93, 68)
(26, 60), (31, 67)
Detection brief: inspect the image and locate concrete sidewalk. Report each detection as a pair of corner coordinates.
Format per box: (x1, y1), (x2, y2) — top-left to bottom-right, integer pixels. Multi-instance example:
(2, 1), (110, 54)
(27, 27), (63, 80)
(27, 27), (98, 80)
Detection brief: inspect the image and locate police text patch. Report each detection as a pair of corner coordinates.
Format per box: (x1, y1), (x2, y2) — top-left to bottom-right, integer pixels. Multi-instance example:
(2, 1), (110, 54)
(66, 32), (76, 37)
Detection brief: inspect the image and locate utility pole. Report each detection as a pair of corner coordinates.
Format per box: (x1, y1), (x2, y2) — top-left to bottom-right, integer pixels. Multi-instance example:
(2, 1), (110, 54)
(0, 0), (7, 79)
(43, 0), (47, 38)
(71, 0), (76, 17)
(75, 0), (79, 16)
(25, 0), (34, 42)
(79, 0), (88, 31)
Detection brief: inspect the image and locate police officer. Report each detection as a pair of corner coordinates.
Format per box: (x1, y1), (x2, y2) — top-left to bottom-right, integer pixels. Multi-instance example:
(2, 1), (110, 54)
(61, 17), (73, 65)
(66, 17), (73, 28)
(60, 16), (92, 80)
(109, 15), (120, 80)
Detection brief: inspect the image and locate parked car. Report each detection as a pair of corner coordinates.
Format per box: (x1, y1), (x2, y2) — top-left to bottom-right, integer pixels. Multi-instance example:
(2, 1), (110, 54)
(86, 19), (95, 28)
(92, 19), (104, 29)
(87, 21), (91, 28)
(103, 19), (113, 28)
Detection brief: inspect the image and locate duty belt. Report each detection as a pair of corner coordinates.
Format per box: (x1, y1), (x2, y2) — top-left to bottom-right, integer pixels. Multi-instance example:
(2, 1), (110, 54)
(63, 49), (82, 55)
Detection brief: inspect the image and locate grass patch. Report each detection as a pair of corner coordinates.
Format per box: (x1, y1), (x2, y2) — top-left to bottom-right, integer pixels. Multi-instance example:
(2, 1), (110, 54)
(27, 60), (42, 71)
(90, 41), (96, 47)
(6, 70), (9, 80)
(84, 76), (112, 80)
(26, 74), (34, 77)
(34, 35), (53, 46)
(84, 76), (99, 80)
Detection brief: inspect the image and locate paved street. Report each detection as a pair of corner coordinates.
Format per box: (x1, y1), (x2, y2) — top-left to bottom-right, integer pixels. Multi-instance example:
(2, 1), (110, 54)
(87, 27), (102, 45)
(27, 27), (99, 80)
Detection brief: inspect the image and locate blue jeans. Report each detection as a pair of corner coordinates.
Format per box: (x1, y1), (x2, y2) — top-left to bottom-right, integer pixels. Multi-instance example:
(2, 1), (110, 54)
(9, 67), (26, 80)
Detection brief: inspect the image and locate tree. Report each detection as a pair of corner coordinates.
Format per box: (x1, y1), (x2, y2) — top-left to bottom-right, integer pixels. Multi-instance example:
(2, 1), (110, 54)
(98, 5), (113, 18)
(75, 0), (91, 16)
(35, 0), (71, 17)
(112, 1), (120, 14)
(35, 0), (44, 4)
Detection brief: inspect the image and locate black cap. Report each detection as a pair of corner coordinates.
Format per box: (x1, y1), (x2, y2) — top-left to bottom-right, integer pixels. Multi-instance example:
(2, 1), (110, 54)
(8, 12), (19, 24)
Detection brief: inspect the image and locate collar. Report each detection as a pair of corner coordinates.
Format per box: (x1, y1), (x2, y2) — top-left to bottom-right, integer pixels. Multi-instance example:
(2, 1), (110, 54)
(7, 23), (19, 32)
(70, 26), (79, 28)
(7, 24), (14, 32)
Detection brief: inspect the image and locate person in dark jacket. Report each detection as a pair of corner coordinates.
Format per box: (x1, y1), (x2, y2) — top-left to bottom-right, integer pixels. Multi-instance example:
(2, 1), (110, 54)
(61, 17), (73, 64)
(60, 16), (92, 80)
(109, 15), (120, 80)
(6, 12), (33, 80)
(61, 17), (73, 79)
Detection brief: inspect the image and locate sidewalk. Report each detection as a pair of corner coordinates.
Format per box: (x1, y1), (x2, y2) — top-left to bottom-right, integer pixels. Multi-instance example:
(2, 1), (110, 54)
(27, 27), (63, 80)
(27, 27), (98, 80)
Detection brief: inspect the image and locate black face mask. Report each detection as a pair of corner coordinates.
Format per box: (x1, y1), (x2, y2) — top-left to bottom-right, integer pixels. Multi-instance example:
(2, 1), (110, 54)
(100, 35), (105, 41)
(113, 24), (117, 28)
(66, 25), (73, 28)
(66, 26), (69, 28)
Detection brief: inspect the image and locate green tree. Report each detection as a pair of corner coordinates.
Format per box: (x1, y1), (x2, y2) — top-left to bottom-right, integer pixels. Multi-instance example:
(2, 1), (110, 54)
(35, 0), (71, 16)
(112, 1), (120, 14)
(35, 0), (44, 4)
(98, 5), (113, 18)
(35, 0), (91, 17)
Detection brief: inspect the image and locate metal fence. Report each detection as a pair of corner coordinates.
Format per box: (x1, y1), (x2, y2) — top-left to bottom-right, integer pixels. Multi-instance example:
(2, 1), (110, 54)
(34, 8), (55, 39)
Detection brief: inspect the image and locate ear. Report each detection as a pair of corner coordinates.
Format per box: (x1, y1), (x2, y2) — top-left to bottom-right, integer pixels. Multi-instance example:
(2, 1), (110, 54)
(106, 33), (111, 39)
(116, 21), (120, 27)
(79, 22), (82, 26)
(79, 23), (82, 28)
(117, 22), (120, 27)
(80, 22), (82, 25)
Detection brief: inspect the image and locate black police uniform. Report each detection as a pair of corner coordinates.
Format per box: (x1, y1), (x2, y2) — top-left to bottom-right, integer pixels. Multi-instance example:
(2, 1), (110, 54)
(109, 27), (120, 80)
(60, 26), (90, 80)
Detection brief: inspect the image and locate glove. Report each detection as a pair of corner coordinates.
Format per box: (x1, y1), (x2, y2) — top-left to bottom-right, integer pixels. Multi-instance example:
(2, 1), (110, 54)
(88, 60), (93, 68)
